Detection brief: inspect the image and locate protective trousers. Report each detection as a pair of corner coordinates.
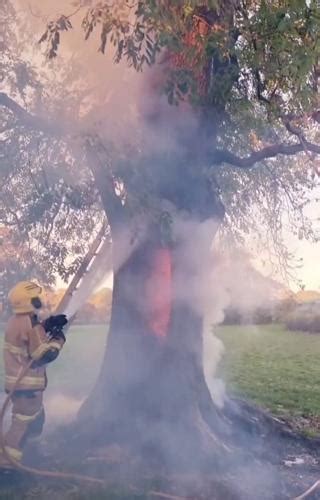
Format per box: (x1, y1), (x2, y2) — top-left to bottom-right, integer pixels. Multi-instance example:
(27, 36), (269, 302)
(4, 391), (45, 463)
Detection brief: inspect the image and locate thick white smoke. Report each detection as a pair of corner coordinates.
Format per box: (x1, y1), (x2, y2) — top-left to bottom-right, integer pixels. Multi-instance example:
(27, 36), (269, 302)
(44, 393), (83, 429)
(170, 214), (282, 408)
(172, 216), (227, 407)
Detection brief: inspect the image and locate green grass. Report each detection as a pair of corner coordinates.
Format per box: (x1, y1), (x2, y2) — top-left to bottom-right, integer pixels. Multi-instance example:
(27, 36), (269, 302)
(216, 324), (320, 430)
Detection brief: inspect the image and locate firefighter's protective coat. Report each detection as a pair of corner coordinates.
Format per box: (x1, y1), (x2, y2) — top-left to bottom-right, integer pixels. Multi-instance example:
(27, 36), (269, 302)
(4, 314), (64, 392)
(2, 313), (64, 464)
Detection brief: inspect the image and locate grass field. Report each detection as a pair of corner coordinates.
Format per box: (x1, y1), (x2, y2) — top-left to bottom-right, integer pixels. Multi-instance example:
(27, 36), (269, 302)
(1, 323), (320, 434)
(216, 324), (320, 434)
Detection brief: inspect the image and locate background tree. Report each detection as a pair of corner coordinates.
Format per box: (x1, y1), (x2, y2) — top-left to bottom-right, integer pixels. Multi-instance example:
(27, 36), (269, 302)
(1, 0), (319, 468)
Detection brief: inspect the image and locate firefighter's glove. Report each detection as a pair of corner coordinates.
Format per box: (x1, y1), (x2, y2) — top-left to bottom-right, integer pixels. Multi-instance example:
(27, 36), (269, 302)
(43, 314), (68, 340)
(51, 329), (66, 343)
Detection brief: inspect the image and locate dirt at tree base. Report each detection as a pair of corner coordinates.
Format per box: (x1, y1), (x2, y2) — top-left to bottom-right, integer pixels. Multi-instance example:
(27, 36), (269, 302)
(0, 456), (319, 500)
(1, 398), (318, 500)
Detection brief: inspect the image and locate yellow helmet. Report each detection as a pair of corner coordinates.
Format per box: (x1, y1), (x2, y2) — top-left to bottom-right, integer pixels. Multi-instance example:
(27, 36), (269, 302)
(8, 281), (43, 314)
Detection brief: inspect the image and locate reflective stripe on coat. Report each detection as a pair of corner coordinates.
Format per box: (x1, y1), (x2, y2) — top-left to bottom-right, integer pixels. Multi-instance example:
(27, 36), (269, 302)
(4, 314), (63, 392)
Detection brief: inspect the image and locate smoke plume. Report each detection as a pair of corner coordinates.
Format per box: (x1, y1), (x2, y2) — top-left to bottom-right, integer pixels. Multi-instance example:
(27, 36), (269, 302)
(63, 238), (112, 319)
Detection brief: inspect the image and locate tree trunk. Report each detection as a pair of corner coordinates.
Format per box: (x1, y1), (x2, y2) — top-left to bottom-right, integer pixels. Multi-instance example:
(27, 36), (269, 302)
(82, 80), (230, 469)
(78, 218), (231, 470)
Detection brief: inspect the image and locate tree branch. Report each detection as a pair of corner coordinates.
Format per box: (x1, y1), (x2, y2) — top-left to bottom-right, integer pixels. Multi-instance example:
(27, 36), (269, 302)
(84, 138), (126, 230)
(0, 92), (60, 135)
(0, 92), (37, 124)
(212, 140), (320, 168)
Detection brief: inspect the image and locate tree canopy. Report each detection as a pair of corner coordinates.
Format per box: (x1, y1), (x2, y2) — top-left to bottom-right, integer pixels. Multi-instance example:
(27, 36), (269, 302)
(41, 1), (320, 153)
(0, 0), (319, 288)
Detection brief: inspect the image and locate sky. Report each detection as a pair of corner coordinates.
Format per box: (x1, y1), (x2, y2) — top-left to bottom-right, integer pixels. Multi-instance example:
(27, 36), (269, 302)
(295, 241), (319, 291)
(284, 198), (319, 291)
(250, 195), (319, 292)
(284, 229), (319, 292)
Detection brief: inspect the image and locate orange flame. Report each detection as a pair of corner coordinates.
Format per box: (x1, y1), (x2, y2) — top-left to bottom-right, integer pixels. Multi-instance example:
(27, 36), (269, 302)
(145, 248), (172, 339)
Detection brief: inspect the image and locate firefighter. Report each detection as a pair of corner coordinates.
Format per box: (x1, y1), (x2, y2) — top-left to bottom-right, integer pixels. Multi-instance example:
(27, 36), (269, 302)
(0, 281), (67, 469)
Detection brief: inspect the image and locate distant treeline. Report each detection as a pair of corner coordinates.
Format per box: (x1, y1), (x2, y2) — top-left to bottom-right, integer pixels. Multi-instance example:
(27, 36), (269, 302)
(223, 295), (320, 333)
(73, 290), (320, 333)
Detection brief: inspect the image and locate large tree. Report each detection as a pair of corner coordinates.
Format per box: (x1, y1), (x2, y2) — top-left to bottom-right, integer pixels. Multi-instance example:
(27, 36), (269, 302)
(1, 0), (320, 475)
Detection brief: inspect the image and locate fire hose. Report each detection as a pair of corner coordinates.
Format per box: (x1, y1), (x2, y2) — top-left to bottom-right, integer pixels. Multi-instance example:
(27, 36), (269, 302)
(293, 480), (320, 500)
(0, 359), (105, 485)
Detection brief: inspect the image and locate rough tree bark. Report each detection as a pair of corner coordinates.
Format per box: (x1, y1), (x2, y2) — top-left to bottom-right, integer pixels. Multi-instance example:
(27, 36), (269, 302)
(76, 153), (233, 470)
